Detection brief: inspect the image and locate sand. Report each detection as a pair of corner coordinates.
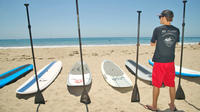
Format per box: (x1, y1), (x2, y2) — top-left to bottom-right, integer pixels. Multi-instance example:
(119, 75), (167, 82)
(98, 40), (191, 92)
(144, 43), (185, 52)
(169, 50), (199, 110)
(0, 44), (200, 112)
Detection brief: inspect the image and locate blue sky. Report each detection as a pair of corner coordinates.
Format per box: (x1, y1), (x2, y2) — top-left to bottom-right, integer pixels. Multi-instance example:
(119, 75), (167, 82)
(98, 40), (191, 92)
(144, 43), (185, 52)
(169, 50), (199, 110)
(0, 0), (199, 39)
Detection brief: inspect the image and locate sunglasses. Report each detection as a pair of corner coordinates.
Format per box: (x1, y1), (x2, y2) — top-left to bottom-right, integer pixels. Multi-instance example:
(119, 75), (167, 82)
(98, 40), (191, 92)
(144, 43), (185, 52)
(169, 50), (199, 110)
(159, 15), (164, 19)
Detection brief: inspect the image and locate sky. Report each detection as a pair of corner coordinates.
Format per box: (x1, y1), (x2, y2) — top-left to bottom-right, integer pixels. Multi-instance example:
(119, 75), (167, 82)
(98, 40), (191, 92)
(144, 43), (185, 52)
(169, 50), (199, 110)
(0, 0), (199, 39)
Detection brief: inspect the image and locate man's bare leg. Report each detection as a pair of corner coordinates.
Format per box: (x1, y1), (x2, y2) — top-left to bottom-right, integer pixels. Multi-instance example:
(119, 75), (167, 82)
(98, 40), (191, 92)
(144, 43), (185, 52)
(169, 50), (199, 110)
(169, 87), (177, 111)
(145, 86), (160, 110)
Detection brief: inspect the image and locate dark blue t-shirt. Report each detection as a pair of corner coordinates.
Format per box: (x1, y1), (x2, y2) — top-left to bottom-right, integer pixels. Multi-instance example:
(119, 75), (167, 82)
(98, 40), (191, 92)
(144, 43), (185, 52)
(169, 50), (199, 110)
(151, 25), (180, 63)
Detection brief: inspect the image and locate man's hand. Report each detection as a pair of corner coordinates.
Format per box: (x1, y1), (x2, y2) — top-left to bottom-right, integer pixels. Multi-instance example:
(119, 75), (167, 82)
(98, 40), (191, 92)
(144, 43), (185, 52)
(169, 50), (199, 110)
(150, 42), (156, 46)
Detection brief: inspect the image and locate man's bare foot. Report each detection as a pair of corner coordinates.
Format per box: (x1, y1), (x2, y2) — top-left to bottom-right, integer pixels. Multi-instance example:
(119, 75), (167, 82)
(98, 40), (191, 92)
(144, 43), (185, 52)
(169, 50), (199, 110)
(145, 105), (158, 111)
(168, 103), (177, 111)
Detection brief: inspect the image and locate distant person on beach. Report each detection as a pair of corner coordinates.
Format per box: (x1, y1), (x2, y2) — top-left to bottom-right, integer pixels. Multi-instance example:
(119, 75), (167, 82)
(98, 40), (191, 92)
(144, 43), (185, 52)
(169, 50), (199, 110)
(145, 10), (180, 111)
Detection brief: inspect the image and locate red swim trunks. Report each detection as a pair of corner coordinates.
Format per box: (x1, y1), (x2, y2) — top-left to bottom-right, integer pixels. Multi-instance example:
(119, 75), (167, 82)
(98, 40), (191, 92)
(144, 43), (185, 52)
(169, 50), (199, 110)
(152, 62), (175, 88)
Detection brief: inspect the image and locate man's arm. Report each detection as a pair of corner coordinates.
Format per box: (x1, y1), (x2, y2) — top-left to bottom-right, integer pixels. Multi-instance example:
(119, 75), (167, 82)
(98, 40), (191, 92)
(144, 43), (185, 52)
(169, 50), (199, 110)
(151, 28), (157, 46)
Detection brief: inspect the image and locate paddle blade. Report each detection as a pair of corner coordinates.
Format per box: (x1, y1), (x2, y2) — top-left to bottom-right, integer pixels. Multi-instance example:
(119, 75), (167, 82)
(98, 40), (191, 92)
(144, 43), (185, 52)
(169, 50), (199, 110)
(131, 84), (140, 102)
(35, 91), (45, 104)
(80, 89), (91, 104)
(175, 84), (185, 100)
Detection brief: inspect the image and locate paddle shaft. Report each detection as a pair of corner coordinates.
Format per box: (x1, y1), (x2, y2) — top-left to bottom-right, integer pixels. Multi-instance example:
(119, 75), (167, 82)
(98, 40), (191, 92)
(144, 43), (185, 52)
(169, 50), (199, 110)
(24, 4), (41, 92)
(75, 0), (91, 104)
(178, 0), (187, 85)
(135, 11), (142, 84)
(130, 11), (142, 102)
(75, 0), (86, 87)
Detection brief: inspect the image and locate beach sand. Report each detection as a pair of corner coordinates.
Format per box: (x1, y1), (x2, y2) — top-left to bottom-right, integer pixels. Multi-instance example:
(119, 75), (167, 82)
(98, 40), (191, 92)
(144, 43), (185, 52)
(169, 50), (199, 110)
(0, 44), (200, 112)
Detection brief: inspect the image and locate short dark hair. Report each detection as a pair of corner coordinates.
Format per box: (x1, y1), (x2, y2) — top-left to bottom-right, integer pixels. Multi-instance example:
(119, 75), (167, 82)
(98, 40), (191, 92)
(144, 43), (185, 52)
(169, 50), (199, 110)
(159, 10), (174, 22)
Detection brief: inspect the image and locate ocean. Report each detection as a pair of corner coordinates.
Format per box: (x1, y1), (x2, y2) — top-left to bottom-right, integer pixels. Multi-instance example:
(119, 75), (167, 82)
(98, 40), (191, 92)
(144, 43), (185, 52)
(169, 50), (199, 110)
(0, 37), (200, 48)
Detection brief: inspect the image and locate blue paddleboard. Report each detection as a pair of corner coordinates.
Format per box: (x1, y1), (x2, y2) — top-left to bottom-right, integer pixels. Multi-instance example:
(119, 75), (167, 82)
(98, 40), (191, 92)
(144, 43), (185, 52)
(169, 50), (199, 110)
(148, 59), (200, 77)
(0, 64), (33, 88)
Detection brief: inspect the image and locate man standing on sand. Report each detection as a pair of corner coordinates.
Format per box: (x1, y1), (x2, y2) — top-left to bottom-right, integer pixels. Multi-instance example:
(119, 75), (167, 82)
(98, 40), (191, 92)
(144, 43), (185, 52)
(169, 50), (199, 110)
(145, 10), (180, 111)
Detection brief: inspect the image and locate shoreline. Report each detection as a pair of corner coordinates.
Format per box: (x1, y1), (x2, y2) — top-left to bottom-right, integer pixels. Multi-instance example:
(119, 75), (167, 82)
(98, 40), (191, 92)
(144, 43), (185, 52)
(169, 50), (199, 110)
(0, 42), (199, 49)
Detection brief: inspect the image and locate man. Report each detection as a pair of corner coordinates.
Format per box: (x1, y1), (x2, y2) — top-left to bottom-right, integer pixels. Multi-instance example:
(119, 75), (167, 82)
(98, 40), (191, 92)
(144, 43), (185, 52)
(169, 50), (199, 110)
(145, 10), (180, 111)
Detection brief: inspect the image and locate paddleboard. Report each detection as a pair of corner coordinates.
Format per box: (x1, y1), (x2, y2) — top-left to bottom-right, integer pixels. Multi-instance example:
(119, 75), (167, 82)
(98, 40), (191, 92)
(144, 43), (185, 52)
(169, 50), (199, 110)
(101, 60), (132, 87)
(67, 61), (92, 86)
(148, 59), (200, 77)
(16, 61), (62, 94)
(0, 64), (33, 88)
(125, 59), (152, 81)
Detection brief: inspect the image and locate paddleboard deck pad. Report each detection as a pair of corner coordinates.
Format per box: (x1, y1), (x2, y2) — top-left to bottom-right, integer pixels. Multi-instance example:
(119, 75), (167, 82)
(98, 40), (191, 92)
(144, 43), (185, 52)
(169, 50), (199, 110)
(16, 61), (62, 94)
(125, 59), (152, 81)
(0, 64), (33, 88)
(148, 59), (200, 77)
(101, 60), (132, 87)
(67, 61), (92, 86)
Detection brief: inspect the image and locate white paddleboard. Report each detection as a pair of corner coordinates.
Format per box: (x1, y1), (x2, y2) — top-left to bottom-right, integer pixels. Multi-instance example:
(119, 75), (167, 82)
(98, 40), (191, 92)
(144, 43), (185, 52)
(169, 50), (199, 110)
(101, 60), (132, 87)
(16, 61), (62, 94)
(125, 59), (152, 81)
(148, 59), (200, 77)
(67, 61), (92, 86)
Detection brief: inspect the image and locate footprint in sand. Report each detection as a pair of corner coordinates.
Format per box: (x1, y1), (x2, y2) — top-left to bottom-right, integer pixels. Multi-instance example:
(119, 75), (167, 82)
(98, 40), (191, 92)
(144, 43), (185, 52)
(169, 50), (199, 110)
(92, 53), (98, 56)
(73, 51), (79, 54)
(69, 54), (74, 56)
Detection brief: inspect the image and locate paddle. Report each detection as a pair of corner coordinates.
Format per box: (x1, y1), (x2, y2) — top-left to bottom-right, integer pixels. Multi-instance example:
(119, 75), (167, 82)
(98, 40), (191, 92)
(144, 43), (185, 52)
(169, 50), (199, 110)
(24, 4), (45, 104)
(75, 0), (91, 104)
(175, 0), (187, 100)
(131, 11), (142, 102)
